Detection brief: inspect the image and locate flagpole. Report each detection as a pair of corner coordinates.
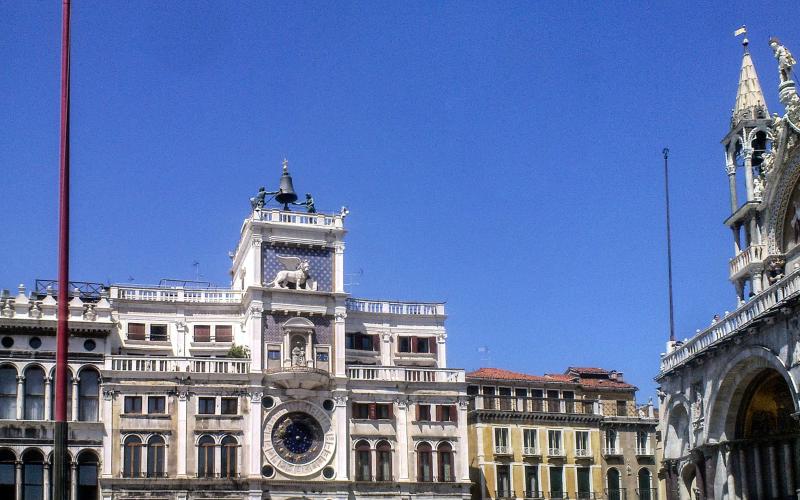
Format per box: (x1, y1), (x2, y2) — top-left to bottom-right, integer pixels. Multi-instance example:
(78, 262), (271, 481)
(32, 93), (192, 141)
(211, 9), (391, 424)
(54, 0), (72, 499)
(663, 148), (676, 343)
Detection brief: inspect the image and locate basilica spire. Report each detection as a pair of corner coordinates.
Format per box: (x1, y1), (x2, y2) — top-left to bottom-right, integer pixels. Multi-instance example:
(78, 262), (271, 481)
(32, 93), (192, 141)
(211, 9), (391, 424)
(732, 38), (769, 124)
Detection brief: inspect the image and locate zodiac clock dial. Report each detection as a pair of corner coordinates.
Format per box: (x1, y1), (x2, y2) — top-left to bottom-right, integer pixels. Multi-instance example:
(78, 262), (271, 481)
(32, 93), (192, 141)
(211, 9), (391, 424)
(271, 412), (324, 464)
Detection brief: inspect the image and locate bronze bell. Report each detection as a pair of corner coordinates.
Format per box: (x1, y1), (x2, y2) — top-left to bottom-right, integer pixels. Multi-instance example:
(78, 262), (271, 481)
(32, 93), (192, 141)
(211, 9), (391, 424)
(275, 160), (299, 210)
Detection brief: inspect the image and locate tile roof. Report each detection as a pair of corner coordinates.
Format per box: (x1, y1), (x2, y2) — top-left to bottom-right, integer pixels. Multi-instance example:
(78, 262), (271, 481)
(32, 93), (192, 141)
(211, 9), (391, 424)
(467, 367), (637, 390)
(567, 367), (609, 375)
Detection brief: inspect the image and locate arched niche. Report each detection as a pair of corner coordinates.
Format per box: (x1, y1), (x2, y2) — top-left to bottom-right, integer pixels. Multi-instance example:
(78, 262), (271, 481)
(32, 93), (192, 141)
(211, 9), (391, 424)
(281, 317), (315, 368)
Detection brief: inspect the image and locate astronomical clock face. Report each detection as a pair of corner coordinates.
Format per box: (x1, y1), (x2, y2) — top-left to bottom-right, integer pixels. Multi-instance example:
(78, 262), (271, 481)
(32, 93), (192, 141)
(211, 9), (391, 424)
(263, 400), (336, 476)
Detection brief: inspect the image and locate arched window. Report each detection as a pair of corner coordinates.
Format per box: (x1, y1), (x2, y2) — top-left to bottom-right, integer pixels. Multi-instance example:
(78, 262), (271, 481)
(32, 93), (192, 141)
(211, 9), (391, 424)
(0, 449), (16, 498)
(355, 440), (371, 481)
(221, 436), (237, 478)
(417, 442), (432, 482)
(0, 366), (17, 419)
(78, 369), (100, 422)
(123, 436), (142, 478)
(49, 370), (73, 421)
(22, 449), (44, 500)
(77, 451), (99, 500)
(24, 366), (45, 420)
(198, 435), (215, 478)
(437, 442), (454, 482)
(606, 468), (621, 500)
(147, 435), (165, 478)
(376, 441), (392, 482)
(638, 468), (653, 500)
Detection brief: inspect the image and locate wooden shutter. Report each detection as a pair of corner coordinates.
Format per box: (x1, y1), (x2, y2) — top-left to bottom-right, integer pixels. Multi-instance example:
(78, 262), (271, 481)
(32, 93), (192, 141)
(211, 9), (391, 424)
(436, 405), (442, 422)
(215, 325), (233, 342)
(411, 337), (418, 353)
(451, 405), (458, 423)
(368, 403), (377, 420)
(430, 339), (437, 354)
(372, 335), (380, 351)
(387, 403), (394, 420)
(194, 325), (210, 342)
(128, 323), (145, 340)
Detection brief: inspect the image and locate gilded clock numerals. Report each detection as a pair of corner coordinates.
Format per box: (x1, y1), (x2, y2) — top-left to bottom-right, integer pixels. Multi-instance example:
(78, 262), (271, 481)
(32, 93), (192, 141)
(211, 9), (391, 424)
(271, 411), (324, 465)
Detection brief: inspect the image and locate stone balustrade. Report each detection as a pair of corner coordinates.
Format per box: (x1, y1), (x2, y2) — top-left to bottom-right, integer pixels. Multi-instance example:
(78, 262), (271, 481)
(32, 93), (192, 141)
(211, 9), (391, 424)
(660, 266), (800, 374)
(729, 243), (766, 278)
(110, 286), (242, 304)
(0, 284), (112, 323)
(469, 395), (601, 415)
(346, 298), (445, 316)
(109, 356), (250, 374)
(347, 365), (464, 383)
(255, 208), (344, 228)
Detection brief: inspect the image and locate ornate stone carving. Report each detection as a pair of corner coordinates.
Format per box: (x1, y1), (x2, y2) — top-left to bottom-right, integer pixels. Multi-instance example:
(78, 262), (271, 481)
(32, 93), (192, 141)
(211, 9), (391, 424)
(250, 391), (263, 404)
(266, 256), (312, 290)
(770, 38), (796, 84)
(263, 400), (336, 477)
(83, 304), (97, 321)
(334, 311), (347, 321)
(102, 388), (115, 401)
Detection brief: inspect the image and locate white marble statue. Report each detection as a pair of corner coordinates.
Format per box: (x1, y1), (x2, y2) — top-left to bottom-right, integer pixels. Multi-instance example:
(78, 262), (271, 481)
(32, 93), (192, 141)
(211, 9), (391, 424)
(267, 255), (311, 290)
(291, 345), (306, 367)
(770, 37), (796, 84)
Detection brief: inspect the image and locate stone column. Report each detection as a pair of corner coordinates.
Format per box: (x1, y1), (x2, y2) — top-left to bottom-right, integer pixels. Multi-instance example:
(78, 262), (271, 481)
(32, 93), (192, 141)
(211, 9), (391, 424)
(784, 441), (795, 497)
(458, 399), (470, 481)
(743, 149), (754, 201)
(177, 390), (188, 477)
(752, 270), (764, 295)
(101, 389), (113, 477)
(725, 447), (737, 500)
(42, 460), (50, 500)
(727, 162), (738, 212)
(334, 311), (346, 377)
(738, 447), (749, 500)
(768, 443), (780, 498)
(70, 461), (78, 500)
(16, 376), (24, 420)
(44, 377), (52, 421)
(436, 333), (447, 368)
(251, 235), (263, 288)
(248, 392), (262, 477)
(396, 399), (409, 480)
(333, 242), (345, 293)
(380, 332), (392, 366)
(15, 461), (22, 500)
(247, 303), (264, 372)
(752, 445), (764, 499)
(334, 394), (348, 480)
(71, 378), (79, 422)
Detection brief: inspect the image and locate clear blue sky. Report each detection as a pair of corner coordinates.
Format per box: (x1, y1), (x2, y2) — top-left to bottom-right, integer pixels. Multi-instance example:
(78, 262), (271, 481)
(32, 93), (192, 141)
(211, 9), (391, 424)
(2, 1), (798, 400)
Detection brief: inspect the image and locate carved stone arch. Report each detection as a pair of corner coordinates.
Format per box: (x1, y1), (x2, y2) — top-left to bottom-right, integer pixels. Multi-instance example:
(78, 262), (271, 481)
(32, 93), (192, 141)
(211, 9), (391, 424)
(705, 345), (798, 442)
(663, 396), (691, 460)
(767, 147), (800, 253)
(747, 125), (774, 144)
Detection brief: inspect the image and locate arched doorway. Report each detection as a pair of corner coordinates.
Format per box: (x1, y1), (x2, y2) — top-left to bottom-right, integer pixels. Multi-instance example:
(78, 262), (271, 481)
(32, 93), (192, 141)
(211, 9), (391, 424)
(735, 370), (800, 498)
(606, 468), (621, 500)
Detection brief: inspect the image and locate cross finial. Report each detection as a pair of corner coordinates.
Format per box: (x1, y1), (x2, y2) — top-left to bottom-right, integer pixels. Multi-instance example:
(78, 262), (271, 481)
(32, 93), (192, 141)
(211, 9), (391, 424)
(282, 158), (288, 172)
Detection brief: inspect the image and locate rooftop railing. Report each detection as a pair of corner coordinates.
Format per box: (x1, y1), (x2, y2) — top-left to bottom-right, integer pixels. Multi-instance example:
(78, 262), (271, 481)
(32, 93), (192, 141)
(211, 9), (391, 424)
(109, 356), (250, 374)
(347, 365), (464, 383)
(469, 395), (601, 415)
(660, 267), (800, 374)
(255, 208), (343, 228)
(346, 298), (445, 316)
(111, 286), (242, 304)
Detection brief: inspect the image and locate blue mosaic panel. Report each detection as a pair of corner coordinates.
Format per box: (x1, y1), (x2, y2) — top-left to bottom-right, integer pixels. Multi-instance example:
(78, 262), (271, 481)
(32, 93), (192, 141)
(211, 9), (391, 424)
(262, 246), (333, 292)
(264, 314), (332, 344)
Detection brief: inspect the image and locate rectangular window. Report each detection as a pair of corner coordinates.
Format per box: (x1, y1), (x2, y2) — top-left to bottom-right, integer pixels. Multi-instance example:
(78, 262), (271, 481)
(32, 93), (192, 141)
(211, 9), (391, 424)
(605, 429), (618, 453)
(416, 337), (430, 353)
(267, 350), (281, 360)
(198, 397), (216, 415)
(398, 336), (411, 353)
(547, 389), (560, 413)
(494, 427), (510, 454)
(438, 405), (457, 422)
(221, 397), (238, 415)
(215, 325), (233, 343)
(352, 403), (370, 419)
(124, 396), (142, 414)
(523, 428), (538, 454)
(563, 390), (575, 413)
(316, 352), (329, 362)
(637, 431), (649, 453)
(575, 430), (590, 456)
(616, 400), (628, 417)
(577, 467), (591, 498)
(549, 466), (564, 499)
(193, 325), (211, 342)
(148, 396), (166, 414)
(483, 386), (496, 410)
(548, 430), (562, 455)
(498, 386), (512, 410)
(531, 389), (544, 412)
(496, 464), (511, 497)
(524, 465), (540, 498)
(127, 323), (145, 341)
(417, 404), (431, 421)
(375, 403), (392, 420)
(150, 324), (168, 342)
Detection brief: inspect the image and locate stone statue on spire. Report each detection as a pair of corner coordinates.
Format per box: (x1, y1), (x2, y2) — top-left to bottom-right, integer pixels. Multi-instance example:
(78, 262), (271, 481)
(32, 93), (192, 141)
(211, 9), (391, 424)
(770, 37), (796, 84)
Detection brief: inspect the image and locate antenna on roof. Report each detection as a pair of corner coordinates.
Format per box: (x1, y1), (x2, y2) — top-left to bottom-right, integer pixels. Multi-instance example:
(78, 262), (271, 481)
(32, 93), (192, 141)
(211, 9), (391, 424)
(663, 148), (676, 343)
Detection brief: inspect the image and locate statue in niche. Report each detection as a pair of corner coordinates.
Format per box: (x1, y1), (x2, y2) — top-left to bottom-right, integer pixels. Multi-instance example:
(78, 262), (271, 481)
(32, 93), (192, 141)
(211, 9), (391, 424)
(770, 37), (797, 84)
(267, 256), (311, 290)
(753, 175), (765, 199)
(291, 341), (306, 367)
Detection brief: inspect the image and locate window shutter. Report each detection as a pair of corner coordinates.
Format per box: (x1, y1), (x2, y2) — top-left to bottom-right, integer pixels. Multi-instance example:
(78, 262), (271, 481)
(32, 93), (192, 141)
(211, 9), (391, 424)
(194, 325), (210, 342)
(430, 339), (437, 354)
(436, 405), (442, 422)
(451, 405), (458, 423)
(416, 404), (421, 421)
(215, 325), (233, 342)
(368, 403), (377, 420)
(372, 335), (380, 352)
(411, 337), (418, 353)
(387, 403), (394, 420)
(128, 323), (145, 340)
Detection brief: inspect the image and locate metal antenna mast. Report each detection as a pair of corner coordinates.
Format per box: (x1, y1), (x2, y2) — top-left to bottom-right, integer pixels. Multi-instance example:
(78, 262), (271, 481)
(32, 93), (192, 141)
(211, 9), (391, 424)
(663, 148), (676, 342)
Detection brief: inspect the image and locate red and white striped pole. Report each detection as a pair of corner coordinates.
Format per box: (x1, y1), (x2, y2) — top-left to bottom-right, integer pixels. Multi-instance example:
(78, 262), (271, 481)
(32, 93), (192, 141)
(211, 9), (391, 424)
(54, 0), (71, 498)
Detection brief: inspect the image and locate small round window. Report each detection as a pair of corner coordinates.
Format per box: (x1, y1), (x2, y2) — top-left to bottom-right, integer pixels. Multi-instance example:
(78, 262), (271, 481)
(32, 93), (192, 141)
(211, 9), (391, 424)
(1, 337), (13, 349)
(262, 396), (275, 409)
(261, 465), (275, 478)
(29, 337), (42, 349)
(322, 466), (335, 479)
(323, 399), (335, 411)
(84, 339), (97, 352)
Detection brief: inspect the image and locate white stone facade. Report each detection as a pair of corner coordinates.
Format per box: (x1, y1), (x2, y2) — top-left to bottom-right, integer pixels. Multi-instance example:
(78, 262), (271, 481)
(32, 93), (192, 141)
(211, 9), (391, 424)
(0, 188), (470, 499)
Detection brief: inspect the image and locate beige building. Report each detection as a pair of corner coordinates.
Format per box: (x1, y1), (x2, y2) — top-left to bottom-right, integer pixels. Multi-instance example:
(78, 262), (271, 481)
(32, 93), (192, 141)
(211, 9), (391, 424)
(467, 367), (658, 500)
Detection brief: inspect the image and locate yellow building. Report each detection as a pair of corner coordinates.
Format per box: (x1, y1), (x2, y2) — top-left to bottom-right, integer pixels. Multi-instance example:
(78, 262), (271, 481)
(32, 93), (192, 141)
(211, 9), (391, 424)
(467, 367), (658, 500)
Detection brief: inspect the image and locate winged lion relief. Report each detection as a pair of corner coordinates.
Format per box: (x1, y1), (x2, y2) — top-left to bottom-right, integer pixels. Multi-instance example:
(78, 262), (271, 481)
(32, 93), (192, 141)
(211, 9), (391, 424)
(267, 255), (317, 291)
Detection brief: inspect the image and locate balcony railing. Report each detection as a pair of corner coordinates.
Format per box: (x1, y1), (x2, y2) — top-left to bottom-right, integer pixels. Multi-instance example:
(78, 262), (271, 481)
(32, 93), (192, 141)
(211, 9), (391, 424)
(469, 395), (600, 415)
(547, 447), (564, 457)
(605, 488), (627, 500)
(495, 491), (515, 500)
(347, 366), (464, 383)
(574, 448), (592, 457)
(110, 356), (250, 374)
(729, 243), (766, 278)
(636, 488), (657, 500)
(255, 208), (343, 228)
(346, 298), (445, 316)
(494, 445), (512, 455)
(522, 446), (540, 456)
(111, 286), (242, 304)
(635, 447), (653, 456)
(602, 447), (623, 457)
(523, 491), (545, 500)
(660, 267), (800, 374)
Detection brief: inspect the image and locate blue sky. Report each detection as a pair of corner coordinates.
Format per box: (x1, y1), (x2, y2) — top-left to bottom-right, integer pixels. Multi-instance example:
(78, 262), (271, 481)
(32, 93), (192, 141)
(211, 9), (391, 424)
(2, 1), (798, 400)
